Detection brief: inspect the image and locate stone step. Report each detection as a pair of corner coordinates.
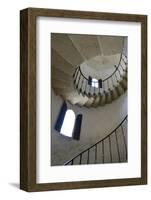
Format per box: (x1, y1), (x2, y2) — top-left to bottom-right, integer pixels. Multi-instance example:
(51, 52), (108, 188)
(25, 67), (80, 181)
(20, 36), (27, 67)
(76, 95), (89, 106)
(110, 88), (118, 101)
(119, 78), (127, 91)
(105, 90), (112, 104)
(51, 33), (84, 66)
(84, 97), (95, 107)
(52, 66), (73, 79)
(115, 82), (125, 96)
(52, 64), (127, 108)
(52, 78), (73, 89)
(99, 93), (106, 106)
(69, 34), (101, 60)
(122, 70), (127, 80)
(65, 92), (85, 105)
(91, 96), (101, 107)
(52, 86), (75, 96)
(51, 49), (75, 75)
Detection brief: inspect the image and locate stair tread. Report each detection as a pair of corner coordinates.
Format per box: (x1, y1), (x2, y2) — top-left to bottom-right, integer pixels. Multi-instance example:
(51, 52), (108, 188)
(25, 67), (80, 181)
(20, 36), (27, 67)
(52, 66), (74, 79)
(51, 49), (76, 75)
(52, 33), (84, 66)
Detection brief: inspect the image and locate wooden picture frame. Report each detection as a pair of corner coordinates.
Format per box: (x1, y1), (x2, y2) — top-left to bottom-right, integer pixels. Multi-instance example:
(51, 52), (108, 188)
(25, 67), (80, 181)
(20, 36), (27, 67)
(20, 7), (147, 192)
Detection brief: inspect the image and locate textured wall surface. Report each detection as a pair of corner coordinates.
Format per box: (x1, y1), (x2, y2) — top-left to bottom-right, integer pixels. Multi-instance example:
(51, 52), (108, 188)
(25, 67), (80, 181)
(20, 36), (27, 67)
(51, 89), (127, 165)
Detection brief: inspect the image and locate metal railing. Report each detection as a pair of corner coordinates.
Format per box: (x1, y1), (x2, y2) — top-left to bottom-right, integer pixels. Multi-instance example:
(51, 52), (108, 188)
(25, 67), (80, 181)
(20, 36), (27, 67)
(73, 53), (127, 97)
(64, 116), (127, 165)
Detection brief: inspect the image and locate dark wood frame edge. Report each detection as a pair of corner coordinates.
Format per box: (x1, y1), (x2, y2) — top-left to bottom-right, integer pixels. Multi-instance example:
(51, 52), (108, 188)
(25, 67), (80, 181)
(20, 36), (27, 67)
(20, 8), (147, 192)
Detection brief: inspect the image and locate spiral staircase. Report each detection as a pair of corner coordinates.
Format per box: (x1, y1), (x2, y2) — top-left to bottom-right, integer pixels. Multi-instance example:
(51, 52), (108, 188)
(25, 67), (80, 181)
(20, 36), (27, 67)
(51, 33), (128, 165)
(51, 33), (127, 108)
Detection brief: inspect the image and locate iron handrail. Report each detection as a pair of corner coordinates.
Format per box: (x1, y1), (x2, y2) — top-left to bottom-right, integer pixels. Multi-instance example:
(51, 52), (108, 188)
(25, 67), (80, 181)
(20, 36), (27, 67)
(64, 115), (127, 165)
(74, 53), (127, 83)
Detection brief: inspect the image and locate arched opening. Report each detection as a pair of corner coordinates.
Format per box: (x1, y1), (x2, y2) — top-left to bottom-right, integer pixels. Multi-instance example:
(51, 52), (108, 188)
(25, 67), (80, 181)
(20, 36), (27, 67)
(60, 109), (75, 137)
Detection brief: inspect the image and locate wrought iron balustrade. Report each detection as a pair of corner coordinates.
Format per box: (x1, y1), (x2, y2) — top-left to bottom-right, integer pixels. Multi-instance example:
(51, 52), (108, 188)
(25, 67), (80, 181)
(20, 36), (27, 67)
(64, 115), (127, 165)
(73, 53), (127, 97)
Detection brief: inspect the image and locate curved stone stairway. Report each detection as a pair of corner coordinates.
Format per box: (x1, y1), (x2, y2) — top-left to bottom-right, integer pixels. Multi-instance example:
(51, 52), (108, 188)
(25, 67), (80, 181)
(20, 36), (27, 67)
(51, 34), (127, 107)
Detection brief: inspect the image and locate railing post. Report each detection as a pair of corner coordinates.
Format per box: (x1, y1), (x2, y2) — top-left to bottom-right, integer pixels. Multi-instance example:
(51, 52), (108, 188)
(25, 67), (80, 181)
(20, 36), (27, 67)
(64, 116), (127, 165)
(80, 77), (84, 93)
(76, 74), (81, 90)
(121, 124), (127, 160)
(117, 67), (122, 78)
(107, 79), (110, 91)
(115, 130), (121, 162)
(84, 79), (87, 95)
(74, 67), (79, 84)
(120, 63), (125, 72)
(122, 55), (127, 66)
(109, 136), (112, 163)
(89, 85), (91, 96)
(115, 73), (119, 84)
(73, 53), (127, 98)
(111, 76), (115, 89)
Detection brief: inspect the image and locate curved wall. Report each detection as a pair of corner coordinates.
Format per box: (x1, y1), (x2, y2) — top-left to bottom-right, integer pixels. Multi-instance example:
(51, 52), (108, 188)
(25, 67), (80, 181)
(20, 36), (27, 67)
(51, 90), (127, 165)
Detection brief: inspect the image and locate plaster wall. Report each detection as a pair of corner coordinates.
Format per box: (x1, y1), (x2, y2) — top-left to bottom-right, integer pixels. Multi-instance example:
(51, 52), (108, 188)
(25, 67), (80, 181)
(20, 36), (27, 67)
(51, 89), (127, 165)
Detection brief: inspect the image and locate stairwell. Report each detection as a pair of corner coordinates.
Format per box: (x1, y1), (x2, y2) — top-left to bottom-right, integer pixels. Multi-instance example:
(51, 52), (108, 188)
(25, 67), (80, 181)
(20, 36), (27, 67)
(51, 33), (128, 166)
(51, 34), (127, 107)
